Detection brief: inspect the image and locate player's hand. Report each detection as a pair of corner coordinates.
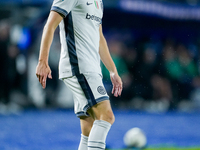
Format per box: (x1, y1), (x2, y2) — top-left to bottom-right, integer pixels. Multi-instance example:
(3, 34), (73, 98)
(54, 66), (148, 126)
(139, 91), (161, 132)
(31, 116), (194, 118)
(36, 61), (52, 89)
(110, 72), (123, 97)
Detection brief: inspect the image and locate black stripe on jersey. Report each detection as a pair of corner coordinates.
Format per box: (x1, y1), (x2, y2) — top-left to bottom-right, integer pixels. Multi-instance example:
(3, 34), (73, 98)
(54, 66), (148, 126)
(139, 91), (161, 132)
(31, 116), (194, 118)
(51, 6), (68, 18)
(63, 12), (80, 75)
(76, 74), (97, 108)
(63, 13), (97, 113)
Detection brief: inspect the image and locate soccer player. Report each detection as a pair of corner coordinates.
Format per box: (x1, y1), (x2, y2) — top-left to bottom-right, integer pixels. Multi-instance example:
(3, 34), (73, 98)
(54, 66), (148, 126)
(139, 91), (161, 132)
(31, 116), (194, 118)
(36, 0), (123, 149)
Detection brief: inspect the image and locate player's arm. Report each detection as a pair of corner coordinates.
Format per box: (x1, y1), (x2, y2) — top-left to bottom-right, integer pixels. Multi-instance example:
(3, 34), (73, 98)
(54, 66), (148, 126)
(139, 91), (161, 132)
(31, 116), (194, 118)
(36, 11), (63, 89)
(99, 25), (123, 97)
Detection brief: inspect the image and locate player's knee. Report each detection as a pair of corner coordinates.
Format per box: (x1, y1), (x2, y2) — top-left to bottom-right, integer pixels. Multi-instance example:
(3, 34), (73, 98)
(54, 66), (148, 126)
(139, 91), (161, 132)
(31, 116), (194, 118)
(109, 113), (115, 125)
(103, 110), (115, 125)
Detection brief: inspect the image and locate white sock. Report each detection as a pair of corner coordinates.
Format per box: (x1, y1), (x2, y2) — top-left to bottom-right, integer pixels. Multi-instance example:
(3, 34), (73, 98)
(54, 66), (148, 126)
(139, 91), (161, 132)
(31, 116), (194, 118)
(88, 120), (111, 150)
(78, 134), (88, 150)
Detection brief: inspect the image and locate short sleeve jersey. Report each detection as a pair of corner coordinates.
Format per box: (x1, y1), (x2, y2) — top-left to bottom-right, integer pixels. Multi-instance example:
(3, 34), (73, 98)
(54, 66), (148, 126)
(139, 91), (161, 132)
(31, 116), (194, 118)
(51, 0), (104, 79)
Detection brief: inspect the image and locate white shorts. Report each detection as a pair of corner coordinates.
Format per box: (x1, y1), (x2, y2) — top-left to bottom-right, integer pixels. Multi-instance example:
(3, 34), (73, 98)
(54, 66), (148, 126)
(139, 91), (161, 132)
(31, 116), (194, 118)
(62, 73), (109, 117)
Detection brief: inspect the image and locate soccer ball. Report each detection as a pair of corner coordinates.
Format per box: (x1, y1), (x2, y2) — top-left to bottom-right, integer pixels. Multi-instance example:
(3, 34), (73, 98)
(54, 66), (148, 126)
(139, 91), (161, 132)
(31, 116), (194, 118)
(123, 127), (147, 148)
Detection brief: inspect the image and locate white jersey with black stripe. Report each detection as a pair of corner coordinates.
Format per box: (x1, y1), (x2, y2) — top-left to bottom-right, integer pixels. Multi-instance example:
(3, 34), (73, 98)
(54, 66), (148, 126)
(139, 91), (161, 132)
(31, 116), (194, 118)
(51, 0), (103, 79)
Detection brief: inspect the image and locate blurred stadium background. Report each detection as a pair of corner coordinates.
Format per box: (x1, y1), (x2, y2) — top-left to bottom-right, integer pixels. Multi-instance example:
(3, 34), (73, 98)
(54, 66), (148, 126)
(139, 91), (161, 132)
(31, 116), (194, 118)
(0, 0), (200, 149)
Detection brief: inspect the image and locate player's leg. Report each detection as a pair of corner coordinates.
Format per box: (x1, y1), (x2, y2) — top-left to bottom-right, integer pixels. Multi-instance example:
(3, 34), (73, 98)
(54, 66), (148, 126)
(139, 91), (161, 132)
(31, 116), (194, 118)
(87, 100), (114, 150)
(80, 116), (94, 136)
(63, 74), (114, 150)
(88, 100), (115, 124)
(62, 76), (92, 150)
(78, 116), (94, 150)
(76, 73), (114, 150)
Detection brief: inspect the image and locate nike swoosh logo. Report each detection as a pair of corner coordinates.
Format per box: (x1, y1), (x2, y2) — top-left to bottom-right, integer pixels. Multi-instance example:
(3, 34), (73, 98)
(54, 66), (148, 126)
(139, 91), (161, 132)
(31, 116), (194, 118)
(87, 2), (93, 5)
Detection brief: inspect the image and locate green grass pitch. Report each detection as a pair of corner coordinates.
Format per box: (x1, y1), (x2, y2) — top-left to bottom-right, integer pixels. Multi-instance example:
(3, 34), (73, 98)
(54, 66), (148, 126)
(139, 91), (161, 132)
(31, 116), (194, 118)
(108, 148), (200, 150)
(145, 148), (200, 150)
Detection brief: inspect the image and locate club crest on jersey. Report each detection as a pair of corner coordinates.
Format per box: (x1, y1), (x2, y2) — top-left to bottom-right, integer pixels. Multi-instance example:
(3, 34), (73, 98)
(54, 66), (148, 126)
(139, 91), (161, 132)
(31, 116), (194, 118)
(97, 86), (106, 95)
(94, 1), (99, 9)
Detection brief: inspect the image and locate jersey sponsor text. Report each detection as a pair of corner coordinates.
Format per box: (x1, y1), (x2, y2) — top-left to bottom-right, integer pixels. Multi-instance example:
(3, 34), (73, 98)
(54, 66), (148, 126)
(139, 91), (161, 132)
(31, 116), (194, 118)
(86, 13), (102, 23)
